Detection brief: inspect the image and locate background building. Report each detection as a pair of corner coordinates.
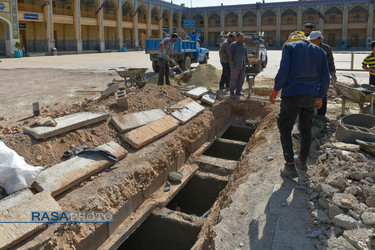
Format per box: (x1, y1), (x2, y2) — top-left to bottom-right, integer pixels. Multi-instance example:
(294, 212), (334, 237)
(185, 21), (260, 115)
(0, 0), (374, 56)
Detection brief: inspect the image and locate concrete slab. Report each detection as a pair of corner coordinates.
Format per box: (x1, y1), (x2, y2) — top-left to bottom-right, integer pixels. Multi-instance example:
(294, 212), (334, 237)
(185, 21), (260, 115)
(33, 141), (127, 197)
(0, 189), (34, 211)
(201, 93), (216, 106)
(0, 191), (61, 250)
(171, 98), (194, 109)
(24, 112), (110, 139)
(122, 115), (179, 149)
(111, 109), (166, 133)
(186, 87), (210, 99)
(101, 84), (119, 99)
(195, 155), (238, 175)
(171, 101), (205, 124)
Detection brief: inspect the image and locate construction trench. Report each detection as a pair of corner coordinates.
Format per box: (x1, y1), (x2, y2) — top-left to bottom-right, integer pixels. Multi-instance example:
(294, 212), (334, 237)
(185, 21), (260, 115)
(1, 88), (275, 249)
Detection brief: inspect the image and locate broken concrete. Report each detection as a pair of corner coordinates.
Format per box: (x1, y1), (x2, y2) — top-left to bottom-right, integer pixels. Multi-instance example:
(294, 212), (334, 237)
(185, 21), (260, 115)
(171, 101), (205, 124)
(101, 84), (119, 99)
(122, 115), (179, 149)
(33, 141), (127, 196)
(0, 191), (61, 249)
(24, 112), (110, 139)
(111, 109), (166, 133)
(186, 87), (210, 99)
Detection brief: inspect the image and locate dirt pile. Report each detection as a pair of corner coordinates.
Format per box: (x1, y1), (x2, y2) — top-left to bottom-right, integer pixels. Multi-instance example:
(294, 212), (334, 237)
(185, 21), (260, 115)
(304, 134), (375, 248)
(185, 64), (222, 89)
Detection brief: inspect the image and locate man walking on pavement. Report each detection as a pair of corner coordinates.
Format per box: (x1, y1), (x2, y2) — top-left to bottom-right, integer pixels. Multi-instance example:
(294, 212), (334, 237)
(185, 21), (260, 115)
(229, 32), (250, 98)
(308, 31), (337, 117)
(219, 33), (235, 93)
(269, 33), (330, 179)
(158, 33), (179, 86)
(362, 40), (375, 86)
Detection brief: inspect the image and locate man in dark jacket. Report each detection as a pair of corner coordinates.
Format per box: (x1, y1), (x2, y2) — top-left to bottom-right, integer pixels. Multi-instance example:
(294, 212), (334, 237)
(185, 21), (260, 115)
(308, 31), (336, 117)
(219, 33), (235, 92)
(270, 37), (330, 179)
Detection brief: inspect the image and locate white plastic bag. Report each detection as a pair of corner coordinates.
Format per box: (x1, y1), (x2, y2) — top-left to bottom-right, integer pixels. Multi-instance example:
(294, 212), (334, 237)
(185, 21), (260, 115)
(0, 141), (43, 194)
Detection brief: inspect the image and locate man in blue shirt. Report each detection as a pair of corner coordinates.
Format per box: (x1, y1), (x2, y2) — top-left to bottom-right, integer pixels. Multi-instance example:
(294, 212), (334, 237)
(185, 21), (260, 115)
(229, 33), (250, 98)
(270, 37), (330, 179)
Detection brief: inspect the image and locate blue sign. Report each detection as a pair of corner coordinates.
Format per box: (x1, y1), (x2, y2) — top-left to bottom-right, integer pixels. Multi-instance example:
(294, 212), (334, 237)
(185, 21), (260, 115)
(184, 19), (196, 28)
(24, 13), (39, 20)
(0, 3), (5, 10)
(19, 23), (26, 29)
(163, 25), (169, 32)
(195, 28), (201, 32)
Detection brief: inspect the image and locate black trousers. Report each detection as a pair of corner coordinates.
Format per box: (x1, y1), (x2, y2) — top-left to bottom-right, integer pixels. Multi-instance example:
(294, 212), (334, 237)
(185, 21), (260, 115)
(277, 94), (315, 163)
(158, 57), (170, 86)
(219, 62), (231, 90)
(370, 74), (375, 86)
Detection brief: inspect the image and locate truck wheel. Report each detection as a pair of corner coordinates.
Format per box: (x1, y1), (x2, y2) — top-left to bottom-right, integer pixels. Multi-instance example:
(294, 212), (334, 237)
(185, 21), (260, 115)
(199, 54), (208, 64)
(180, 56), (191, 71)
(261, 55), (268, 68)
(152, 61), (159, 73)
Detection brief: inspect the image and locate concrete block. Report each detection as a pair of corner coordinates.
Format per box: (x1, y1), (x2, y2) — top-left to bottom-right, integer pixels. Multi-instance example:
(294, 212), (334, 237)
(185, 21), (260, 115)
(195, 155), (238, 175)
(171, 101), (205, 124)
(33, 141), (128, 197)
(111, 109), (166, 133)
(336, 124), (375, 144)
(0, 189), (34, 211)
(116, 91), (128, 109)
(201, 93), (216, 106)
(101, 84), (119, 99)
(186, 87), (210, 99)
(0, 191), (61, 250)
(122, 115), (179, 149)
(24, 112), (110, 139)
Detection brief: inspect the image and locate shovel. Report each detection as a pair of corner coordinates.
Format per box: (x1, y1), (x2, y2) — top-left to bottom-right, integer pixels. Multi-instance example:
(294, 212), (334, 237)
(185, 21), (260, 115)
(164, 54), (193, 84)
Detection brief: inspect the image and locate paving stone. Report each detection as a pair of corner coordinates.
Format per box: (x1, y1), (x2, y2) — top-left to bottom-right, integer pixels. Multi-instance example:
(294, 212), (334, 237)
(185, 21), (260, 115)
(33, 141), (127, 196)
(333, 214), (359, 229)
(24, 112), (110, 139)
(201, 93), (216, 106)
(111, 109), (166, 133)
(171, 101), (205, 124)
(0, 191), (61, 249)
(332, 142), (361, 152)
(361, 211), (375, 225)
(185, 87), (210, 99)
(122, 115), (179, 149)
(343, 228), (373, 250)
(333, 193), (359, 209)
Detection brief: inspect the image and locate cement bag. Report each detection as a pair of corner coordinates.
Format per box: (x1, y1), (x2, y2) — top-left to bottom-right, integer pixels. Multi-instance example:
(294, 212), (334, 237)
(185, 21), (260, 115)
(0, 141), (43, 194)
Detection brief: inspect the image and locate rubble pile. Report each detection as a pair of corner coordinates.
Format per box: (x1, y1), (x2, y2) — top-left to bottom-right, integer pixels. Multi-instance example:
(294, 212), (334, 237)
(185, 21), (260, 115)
(305, 139), (375, 249)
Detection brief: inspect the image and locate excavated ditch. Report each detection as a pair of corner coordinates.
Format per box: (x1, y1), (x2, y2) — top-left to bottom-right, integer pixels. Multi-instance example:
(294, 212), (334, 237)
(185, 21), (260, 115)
(12, 99), (275, 250)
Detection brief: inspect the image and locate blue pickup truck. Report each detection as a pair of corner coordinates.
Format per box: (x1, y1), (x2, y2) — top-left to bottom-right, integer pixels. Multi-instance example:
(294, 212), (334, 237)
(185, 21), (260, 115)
(145, 34), (210, 73)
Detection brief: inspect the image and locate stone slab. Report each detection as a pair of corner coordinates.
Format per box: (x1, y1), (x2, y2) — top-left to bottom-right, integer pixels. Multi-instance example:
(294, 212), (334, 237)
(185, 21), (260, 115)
(33, 141), (127, 197)
(101, 84), (119, 99)
(196, 155), (238, 175)
(201, 93), (216, 106)
(171, 101), (205, 124)
(24, 112), (110, 139)
(171, 98), (194, 109)
(122, 115), (179, 149)
(0, 189), (34, 211)
(0, 191), (61, 250)
(186, 87), (210, 99)
(111, 109), (166, 133)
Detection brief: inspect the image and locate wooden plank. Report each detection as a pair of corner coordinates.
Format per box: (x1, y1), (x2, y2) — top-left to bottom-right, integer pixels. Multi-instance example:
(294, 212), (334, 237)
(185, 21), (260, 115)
(24, 112), (110, 139)
(0, 191), (61, 250)
(171, 101), (205, 124)
(111, 109), (166, 133)
(122, 115), (179, 149)
(33, 141), (128, 197)
(201, 93), (216, 106)
(186, 87), (210, 99)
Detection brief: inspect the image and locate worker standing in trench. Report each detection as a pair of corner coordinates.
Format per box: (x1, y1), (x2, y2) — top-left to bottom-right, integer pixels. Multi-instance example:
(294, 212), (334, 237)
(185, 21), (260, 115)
(308, 31), (337, 118)
(270, 32), (330, 179)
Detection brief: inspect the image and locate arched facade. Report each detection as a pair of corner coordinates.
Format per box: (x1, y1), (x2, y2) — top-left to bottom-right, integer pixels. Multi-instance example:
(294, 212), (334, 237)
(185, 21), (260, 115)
(347, 5), (368, 47)
(242, 11), (257, 32)
(224, 12), (238, 32)
(280, 9), (297, 45)
(324, 7), (343, 47)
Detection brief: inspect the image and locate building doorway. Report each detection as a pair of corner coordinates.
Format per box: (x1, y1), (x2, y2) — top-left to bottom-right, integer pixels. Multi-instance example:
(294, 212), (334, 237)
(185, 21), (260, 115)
(328, 33), (335, 47)
(351, 33), (359, 47)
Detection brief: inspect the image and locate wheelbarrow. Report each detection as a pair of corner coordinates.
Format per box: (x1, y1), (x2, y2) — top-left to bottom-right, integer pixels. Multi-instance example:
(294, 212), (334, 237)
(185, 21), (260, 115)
(108, 67), (148, 88)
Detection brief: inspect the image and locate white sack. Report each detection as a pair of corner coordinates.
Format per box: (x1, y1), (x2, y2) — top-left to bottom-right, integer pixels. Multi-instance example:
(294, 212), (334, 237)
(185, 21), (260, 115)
(0, 141), (43, 194)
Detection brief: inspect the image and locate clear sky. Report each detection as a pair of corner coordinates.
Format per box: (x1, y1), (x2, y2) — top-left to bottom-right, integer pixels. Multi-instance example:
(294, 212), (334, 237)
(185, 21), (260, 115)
(168, 0), (296, 8)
